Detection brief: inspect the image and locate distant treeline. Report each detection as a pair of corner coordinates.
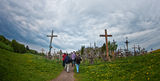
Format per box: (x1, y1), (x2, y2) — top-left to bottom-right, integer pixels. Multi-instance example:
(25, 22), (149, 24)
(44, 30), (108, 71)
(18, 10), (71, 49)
(0, 35), (43, 55)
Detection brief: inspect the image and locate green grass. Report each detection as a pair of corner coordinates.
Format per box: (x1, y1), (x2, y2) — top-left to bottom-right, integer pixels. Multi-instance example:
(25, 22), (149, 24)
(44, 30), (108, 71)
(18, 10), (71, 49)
(0, 49), (63, 81)
(75, 52), (160, 81)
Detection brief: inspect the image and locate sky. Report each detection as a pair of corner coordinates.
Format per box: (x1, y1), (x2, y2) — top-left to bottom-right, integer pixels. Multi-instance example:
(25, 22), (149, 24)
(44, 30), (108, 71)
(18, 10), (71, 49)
(0, 0), (160, 53)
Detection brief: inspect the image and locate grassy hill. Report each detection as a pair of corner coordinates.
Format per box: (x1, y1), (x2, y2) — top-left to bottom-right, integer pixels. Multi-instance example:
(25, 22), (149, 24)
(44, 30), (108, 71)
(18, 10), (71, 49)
(0, 49), (63, 81)
(0, 41), (13, 51)
(75, 50), (160, 81)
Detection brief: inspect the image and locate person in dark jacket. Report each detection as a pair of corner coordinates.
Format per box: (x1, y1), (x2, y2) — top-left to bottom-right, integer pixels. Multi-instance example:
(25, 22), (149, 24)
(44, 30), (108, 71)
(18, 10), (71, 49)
(75, 54), (82, 73)
(64, 54), (70, 72)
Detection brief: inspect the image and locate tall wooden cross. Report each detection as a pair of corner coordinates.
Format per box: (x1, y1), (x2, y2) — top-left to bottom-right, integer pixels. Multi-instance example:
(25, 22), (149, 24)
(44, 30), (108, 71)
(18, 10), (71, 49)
(47, 30), (58, 59)
(125, 37), (129, 52)
(100, 29), (112, 61)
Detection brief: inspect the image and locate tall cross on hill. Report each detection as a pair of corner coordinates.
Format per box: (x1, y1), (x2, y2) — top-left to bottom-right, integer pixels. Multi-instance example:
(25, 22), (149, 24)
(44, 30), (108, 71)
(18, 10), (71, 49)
(47, 30), (58, 59)
(100, 29), (112, 61)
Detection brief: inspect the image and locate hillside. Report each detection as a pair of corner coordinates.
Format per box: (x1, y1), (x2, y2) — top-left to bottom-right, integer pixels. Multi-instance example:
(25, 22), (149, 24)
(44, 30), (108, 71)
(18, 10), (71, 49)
(0, 35), (41, 55)
(0, 49), (63, 81)
(75, 50), (160, 81)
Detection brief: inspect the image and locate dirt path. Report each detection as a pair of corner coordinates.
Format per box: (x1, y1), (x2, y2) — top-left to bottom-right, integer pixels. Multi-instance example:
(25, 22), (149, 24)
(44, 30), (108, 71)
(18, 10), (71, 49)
(51, 64), (75, 81)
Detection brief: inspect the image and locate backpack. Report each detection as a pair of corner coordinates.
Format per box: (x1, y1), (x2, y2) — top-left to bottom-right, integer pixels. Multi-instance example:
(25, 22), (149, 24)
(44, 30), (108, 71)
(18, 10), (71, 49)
(69, 57), (72, 63)
(65, 56), (69, 63)
(76, 56), (81, 64)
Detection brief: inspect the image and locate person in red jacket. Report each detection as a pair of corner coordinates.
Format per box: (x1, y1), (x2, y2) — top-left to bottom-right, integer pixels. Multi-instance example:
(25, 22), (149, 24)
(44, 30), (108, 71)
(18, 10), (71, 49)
(62, 53), (67, 67)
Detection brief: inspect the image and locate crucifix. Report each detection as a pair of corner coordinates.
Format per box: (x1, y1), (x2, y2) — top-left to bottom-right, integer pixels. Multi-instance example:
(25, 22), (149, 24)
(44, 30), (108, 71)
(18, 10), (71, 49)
(100, 29), (112, 61)
(47, 30), (58, 59)
(132, 45), (137, 56)
(125, 37), (129, 52)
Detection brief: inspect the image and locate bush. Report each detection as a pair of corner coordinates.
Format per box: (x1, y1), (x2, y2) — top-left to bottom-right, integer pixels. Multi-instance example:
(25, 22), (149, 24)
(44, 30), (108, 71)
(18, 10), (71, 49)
(11, 40), (26, 53)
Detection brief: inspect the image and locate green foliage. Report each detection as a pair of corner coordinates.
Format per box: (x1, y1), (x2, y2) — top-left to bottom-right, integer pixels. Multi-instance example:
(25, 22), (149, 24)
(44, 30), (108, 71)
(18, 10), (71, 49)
(101, 43), (106, 53)
(11, 40), (26, 53)
(26, 45), (29, 50)
(0, 35), (13, 51)
(0, 49), (63, 81)
(101, 41), (118, 54)
(0, 35), (12, 45)
(0, 35), (26, 53)
(0, 35), (41, 55)
(75, 52), (160, 81)
(0, 41), (13, 51)
(110, 41), (118, 51)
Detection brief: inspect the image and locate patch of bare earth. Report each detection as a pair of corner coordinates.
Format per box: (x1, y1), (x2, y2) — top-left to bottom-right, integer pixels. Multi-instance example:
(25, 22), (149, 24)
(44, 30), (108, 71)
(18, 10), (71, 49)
(51, 64), (75, 81)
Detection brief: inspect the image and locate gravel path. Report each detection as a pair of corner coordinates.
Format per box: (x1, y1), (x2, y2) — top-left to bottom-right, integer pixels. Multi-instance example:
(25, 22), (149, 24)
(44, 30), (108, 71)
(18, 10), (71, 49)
(51, 64), (75, 81)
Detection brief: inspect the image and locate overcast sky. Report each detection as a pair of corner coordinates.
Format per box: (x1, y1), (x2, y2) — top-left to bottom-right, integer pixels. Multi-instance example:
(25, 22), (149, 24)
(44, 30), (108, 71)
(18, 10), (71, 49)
(0, 0), (160, 53)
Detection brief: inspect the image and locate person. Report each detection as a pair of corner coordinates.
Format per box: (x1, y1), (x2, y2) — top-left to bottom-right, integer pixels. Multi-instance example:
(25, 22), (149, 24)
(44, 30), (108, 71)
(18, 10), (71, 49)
(75, 53), (82, 73)
(71, 51), (76, 67)
(64, 54), (71, 73)
(62, 53), (67, 67)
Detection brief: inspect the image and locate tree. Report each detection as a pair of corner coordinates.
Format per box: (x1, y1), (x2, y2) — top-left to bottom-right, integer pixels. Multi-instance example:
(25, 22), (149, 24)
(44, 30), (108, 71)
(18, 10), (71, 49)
(100, 41), (118, 60)
(0, 35), (12, 45)
(101, 43), (106, 53)
(26, 45), (29, 50)
(11, 40), (26, 53)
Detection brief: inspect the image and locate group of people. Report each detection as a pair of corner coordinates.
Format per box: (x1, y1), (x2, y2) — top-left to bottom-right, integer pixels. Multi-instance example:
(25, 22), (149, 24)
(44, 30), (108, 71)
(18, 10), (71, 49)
(62, 51), (82, 73)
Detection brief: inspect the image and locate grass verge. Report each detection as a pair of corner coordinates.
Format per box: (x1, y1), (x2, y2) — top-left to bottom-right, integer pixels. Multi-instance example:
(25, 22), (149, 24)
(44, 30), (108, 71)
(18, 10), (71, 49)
(75, 52), (160, 81)
(0, 49), (63, 81)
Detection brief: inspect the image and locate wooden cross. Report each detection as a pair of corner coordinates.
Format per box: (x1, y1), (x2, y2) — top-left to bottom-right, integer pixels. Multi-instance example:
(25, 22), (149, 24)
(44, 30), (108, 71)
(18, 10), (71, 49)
(132, 45), (137, 56)
(125, 37), (129, 52)
(41, 48), (45, 54)
(100, 29), (112, 61)
(47, 30), (58, 59)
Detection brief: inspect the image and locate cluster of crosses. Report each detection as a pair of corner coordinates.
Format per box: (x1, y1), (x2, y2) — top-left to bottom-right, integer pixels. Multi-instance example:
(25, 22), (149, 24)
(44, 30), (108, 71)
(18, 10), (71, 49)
(44, 29), (146, 60)
(45, 29), (113, 60)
